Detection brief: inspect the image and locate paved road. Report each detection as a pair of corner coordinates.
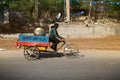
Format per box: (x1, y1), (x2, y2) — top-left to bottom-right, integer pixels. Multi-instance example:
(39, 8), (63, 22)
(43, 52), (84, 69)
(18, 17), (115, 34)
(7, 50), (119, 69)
(0, 50), (120, 80)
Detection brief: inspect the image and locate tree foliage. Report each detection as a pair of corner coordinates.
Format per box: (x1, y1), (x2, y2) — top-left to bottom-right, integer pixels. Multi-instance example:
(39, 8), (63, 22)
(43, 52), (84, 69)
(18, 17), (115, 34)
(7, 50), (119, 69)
(39, 0), (64, 18)
(106, 0), (120, 19)
(1, 0), (120, 20)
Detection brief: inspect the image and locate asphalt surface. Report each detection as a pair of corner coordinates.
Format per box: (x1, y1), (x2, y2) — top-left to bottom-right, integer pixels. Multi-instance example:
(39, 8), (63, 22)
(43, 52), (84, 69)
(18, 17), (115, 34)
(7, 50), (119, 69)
(0, 50), (120, 80)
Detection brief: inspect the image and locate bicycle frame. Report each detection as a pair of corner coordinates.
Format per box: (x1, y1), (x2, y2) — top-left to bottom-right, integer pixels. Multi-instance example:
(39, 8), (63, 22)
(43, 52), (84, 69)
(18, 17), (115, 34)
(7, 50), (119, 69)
(56, 40), (66, 51)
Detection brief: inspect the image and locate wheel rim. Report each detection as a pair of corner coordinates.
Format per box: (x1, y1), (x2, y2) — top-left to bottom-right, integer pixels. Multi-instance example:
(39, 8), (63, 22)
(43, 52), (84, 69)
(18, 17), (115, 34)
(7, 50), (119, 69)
(24, 47), (40, 60)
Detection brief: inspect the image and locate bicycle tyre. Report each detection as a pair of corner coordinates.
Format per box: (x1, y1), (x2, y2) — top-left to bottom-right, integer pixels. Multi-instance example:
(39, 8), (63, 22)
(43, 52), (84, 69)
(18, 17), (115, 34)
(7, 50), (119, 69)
(63, 44), (79, 59)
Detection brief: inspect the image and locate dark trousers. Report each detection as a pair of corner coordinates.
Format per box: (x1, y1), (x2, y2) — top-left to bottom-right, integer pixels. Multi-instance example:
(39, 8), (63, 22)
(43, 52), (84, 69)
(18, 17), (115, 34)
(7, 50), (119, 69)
(49, 36), (60, 51)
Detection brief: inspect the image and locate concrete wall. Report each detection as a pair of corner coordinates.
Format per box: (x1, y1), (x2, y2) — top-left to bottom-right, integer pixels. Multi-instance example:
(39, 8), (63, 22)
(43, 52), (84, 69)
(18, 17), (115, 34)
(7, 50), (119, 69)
(58, 24), (120, 38)
(1, 24), (119, 38)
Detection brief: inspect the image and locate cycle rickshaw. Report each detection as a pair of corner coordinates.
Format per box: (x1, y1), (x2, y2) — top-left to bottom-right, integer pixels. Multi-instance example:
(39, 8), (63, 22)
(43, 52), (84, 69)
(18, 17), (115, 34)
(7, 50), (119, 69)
(16, 29), (79, 60)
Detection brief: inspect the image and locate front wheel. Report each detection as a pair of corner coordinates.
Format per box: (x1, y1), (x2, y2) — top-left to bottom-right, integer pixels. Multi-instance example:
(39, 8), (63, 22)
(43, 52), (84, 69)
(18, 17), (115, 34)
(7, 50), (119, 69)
(24, 46), (40, 60)
(63, 44), (79, 59)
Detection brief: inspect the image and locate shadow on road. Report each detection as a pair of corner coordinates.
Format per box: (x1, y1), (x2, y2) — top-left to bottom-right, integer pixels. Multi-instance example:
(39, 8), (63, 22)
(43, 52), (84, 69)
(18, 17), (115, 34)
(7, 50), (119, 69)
(38, 52), (85, 60)
(38, 52), (64, 59)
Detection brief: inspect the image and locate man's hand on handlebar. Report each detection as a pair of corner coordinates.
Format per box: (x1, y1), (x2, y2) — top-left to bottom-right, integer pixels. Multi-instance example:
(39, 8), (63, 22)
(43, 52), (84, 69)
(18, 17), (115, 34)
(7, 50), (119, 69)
(57, 37), (65, 42)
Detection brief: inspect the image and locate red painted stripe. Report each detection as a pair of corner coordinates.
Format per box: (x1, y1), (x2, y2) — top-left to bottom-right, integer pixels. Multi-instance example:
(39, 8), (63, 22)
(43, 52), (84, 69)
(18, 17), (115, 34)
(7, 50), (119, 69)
(16, 41), (50, 47)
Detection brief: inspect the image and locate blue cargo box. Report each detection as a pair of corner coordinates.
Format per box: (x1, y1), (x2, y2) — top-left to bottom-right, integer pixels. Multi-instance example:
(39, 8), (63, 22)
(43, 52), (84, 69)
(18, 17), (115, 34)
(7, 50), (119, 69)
(16, 34), (49, 47)
(18, 34), (49, 43)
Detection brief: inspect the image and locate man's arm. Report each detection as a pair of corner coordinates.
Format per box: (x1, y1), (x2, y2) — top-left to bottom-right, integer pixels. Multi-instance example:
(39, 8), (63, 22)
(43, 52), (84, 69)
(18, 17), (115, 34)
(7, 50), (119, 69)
(53, 28), (64, 41)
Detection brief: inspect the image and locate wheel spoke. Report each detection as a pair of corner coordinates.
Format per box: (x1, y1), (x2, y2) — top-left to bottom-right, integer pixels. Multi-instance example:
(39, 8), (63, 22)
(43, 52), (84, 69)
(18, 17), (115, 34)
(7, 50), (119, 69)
(24, 47), (39, 60)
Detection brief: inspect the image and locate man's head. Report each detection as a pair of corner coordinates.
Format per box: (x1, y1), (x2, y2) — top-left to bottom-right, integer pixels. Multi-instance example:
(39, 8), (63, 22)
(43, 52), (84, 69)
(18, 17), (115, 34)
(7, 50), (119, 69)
(54, 23), (59, 29)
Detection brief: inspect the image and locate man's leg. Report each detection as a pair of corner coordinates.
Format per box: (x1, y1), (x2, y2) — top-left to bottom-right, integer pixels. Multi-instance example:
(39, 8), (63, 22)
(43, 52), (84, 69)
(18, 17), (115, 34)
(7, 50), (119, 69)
(54, 38), (61, 52)
(49, 37), (57, 52)
(49, 36), (61, 52)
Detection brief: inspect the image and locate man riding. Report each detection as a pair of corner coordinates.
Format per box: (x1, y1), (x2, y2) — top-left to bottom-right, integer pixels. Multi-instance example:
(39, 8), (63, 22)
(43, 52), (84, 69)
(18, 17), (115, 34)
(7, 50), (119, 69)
(48, 22), (64, 52)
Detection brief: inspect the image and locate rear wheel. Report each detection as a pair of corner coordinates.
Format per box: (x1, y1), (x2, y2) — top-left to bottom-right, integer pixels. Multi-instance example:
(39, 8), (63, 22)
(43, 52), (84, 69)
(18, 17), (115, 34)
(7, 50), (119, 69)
(64, 44), (79, 59)
(24, 46), (40, 60)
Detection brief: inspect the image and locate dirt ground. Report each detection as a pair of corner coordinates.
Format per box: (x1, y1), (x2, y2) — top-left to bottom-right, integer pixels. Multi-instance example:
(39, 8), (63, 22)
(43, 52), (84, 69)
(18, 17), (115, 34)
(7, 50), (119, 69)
(66, 35), (120, 50)
(0, 35), (120, 50)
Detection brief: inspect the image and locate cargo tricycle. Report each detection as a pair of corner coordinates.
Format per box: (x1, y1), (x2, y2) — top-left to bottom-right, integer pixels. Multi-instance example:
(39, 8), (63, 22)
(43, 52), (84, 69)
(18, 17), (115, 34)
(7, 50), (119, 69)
(16, 34), (79, 60)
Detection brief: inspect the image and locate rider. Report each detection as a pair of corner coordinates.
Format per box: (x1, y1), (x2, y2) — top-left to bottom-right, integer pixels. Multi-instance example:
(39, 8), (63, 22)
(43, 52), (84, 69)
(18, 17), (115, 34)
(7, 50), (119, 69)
(48, 22), (64, 52)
